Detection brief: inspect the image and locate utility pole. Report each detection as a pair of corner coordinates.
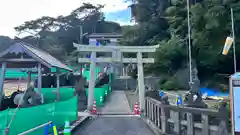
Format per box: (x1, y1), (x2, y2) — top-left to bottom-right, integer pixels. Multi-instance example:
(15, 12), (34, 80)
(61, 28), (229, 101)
(80, 25), (83, 44)
(187, 0), (193, 85)
(231, 8), (237, 73)
(79, 25), (83, 73)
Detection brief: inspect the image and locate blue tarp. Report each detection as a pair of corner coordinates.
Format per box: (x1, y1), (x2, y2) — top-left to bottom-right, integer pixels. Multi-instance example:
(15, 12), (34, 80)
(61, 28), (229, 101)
(200, 88), (229, 97)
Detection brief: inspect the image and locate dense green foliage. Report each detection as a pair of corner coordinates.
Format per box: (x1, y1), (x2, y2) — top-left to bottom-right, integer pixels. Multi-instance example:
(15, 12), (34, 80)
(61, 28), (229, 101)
(121, 0), (240, 89)
(1, 0), (240, 89)
(0, 3), (121, 61)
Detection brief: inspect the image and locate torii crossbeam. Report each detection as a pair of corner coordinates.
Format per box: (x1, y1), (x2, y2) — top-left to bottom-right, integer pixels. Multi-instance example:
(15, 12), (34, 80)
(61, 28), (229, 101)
(73, 43), (159, 111)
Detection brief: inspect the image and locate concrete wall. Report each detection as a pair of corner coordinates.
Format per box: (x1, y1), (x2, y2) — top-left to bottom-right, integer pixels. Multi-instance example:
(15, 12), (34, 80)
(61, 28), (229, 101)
(112, 77), (161, 91)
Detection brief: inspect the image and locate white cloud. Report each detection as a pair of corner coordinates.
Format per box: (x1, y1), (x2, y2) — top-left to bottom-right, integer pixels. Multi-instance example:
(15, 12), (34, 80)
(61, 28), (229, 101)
(0, 0), (131, 37)
(116, 20), (136, 26)
(81, 0), (131, 13)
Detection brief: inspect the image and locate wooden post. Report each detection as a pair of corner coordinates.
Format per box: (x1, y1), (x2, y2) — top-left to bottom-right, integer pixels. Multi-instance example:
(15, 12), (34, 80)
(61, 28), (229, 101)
(56, 68), (60, 101)
(0, 62), (6, 106)
(88, 52), (96, 110)
(27, 71), (31, 88)
(37, 63), (43, 103)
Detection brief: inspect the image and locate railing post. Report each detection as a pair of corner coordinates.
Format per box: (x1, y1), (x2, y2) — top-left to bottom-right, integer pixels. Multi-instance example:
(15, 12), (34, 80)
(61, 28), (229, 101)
(160, 95), (170, 134)
(154, 104), (157, 125)
(187, 112), (193, 135)
(151, 102), (154, 121)
(157, 105), (160, 128)
(146, 99), (149, 118)
(201, 114), (209, 135)
(144, 98), (147, 117)
(160, 106), (167, 133)
(174, 111), (180, 134)
(217, 101), (228, 135)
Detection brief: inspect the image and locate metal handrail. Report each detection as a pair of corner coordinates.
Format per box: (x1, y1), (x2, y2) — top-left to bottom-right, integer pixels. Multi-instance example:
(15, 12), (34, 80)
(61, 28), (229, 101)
(17, 121), (52, 135)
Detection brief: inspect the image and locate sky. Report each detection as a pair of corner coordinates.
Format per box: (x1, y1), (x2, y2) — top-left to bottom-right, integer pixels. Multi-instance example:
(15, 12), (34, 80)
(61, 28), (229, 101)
(0, 0), (133, 38)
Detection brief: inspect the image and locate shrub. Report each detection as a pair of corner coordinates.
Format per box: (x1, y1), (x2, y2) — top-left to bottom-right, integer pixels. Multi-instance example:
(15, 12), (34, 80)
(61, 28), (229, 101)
(160, 77), (182, 90)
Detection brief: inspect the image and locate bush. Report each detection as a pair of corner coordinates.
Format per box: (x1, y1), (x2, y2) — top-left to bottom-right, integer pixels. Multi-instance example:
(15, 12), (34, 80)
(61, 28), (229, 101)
(219, 83), (228, 92)
(160, 77), (182, 90)
(159, 75), (169, 85)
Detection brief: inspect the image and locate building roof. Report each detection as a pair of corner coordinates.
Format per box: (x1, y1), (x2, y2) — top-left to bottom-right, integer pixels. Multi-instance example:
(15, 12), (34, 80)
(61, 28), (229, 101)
(88, 33), (122, 38)
(0, 42), (72, 71)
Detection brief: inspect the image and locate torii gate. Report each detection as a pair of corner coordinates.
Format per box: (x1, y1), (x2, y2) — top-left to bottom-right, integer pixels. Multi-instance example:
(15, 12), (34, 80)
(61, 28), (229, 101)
(73, 43), (159, 111)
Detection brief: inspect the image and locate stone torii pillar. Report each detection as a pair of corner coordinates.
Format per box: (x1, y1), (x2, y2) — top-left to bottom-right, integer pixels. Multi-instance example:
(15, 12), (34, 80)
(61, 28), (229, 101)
(73, 43), (159, 111)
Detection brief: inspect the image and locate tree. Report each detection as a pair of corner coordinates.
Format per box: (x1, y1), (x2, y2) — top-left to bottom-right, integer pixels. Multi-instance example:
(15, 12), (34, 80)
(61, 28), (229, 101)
(14, 3), (121, 58)
(125, 0), (240, 89)
(0, 36), (14, 52)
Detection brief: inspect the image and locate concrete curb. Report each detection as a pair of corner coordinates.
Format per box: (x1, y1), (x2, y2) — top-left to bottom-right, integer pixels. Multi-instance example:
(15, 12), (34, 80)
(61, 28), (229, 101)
(70, 116), (90, 133)
(55, 110), (91, 135)
(71, 110), (91, 133)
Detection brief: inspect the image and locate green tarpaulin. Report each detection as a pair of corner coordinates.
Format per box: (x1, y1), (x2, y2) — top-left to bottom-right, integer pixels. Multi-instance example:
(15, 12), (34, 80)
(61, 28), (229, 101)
(35, 87), (75, 104)
(0, 96), (77, 135)
(0, 66), (73, 79)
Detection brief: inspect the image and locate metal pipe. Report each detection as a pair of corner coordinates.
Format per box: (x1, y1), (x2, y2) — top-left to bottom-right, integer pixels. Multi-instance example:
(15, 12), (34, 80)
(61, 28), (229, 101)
(56, 68), (60, 101)
(37, 63), (42, 95)
(187, 0), (193, 84)
(231, 8), (237, 73)
(0, 62), (6, 106)
(80, 25), (83, 44)
(17, 121), (52, 135)
(37, 63), (43, 103)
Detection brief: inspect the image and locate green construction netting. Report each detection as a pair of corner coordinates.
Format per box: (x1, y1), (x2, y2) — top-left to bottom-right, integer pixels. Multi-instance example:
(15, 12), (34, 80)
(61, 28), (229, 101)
(0, 66), (73, 79)
(83, 68), (113, 106)
(82, 67), (101, 81)
(3, 70), (37, 79)
(50, 67), (72, 73)
(0, 96), (77, 135)
(103, 84), (109, 96)
(34, 87), (75, 104)
(85, 87), (106, 106)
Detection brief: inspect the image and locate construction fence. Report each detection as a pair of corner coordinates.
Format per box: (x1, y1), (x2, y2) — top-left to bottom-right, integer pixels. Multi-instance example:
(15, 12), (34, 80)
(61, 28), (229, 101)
(0, 89), (78, 135)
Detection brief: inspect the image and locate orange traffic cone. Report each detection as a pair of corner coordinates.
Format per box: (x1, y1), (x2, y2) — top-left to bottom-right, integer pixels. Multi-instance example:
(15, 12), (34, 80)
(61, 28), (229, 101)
(134, 102), (140, 115)
(91, 100), (97, 114)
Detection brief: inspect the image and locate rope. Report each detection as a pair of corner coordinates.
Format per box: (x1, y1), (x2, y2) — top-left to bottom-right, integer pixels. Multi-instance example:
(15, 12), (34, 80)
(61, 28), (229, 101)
(5, 77), (27, 135)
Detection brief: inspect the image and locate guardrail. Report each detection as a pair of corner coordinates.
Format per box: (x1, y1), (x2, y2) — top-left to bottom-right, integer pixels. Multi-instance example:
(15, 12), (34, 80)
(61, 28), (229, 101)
(17, 121), (52, 135)
(144, 96), (229, 135)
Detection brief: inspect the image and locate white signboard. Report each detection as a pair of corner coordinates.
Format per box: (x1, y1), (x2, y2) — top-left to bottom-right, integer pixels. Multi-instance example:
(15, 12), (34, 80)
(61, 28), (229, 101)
(231, 78), (240, 135)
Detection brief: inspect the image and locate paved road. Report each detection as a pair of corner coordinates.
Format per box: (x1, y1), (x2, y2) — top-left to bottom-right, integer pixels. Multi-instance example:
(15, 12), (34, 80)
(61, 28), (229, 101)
(73, 117), (155, 135)
(99, 91), (132, 114)
(73, 91), (155, 135)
